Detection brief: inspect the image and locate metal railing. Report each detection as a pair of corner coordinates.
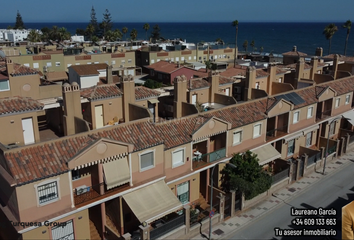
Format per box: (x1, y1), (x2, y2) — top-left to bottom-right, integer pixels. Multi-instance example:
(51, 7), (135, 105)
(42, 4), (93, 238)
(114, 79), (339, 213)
(193, 148), (226, 163)
(307, 152), (322, 166)
(266, 125), (288, 137)
(271, 168), (289, 185)
(327, 145), (337, 155)
(316, 109), (331, 120)
(150, 212), (185, 240)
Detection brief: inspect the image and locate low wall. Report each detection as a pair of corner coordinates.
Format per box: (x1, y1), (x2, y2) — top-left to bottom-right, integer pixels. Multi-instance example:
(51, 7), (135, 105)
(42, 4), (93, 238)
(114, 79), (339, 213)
(180, 214), (220, 240)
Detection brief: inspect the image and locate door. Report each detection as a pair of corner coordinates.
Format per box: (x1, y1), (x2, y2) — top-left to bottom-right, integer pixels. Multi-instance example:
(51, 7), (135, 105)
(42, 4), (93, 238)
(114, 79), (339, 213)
(51, 219), (74, 240)
(95, 105), (104, 128)
(192, 94), (197, 105)
(298, 159), (304, 178)
(148, 103), (155, 119)
(224, 193), (231, 218)
(225, 88), (230, 96)
(22, 118), (35, 145)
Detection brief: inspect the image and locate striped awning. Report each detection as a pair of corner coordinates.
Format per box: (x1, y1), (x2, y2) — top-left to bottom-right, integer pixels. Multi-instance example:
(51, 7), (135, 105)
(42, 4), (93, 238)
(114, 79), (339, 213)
(102, 156), (130, 190)
(123, 180), (182, 223)
(73, 153), (128, 170)
(252, 144), (281, 166)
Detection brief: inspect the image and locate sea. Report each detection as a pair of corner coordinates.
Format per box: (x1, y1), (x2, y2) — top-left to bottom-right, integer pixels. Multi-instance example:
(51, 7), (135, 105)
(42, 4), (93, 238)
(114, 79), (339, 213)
(1, 22), (353, 56)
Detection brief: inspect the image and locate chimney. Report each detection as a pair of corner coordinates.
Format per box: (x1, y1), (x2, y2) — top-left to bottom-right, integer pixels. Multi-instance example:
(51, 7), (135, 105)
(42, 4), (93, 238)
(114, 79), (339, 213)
(292, 46), (297, 52)
(315, 47), (323, 57)
(106, 65), (113, 84)
(333, 54), (339, 80)
(310, 56), (318, 80)
(295, 58), (305, 88)
(246, 66), (256, 100)
(267, 63), (276, 94)
(173, 75), (187, 118)
(208, 71), (219, 103)
(6, 59), (14, 76)
(122, 75), (135, 122)
(62, 82), (82, 136)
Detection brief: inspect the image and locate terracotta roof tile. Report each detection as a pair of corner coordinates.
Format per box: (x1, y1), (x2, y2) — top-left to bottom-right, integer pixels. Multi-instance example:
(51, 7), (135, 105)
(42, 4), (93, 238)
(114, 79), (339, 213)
(219, 76), (235, 85)
(69, 63), (107, 76)
(46, 71), (68, 81)
(220, 67), (247, 78)
(146, 61), (182, 74)
(0, 97), (44, 115)
(282, 51), (307, 56)
(81, 84), (122, 100)
(256, 69), (269, 78)
(135, 86), (160, 100)
(11, 63), (39, 76)
(188, 79), (210, 90)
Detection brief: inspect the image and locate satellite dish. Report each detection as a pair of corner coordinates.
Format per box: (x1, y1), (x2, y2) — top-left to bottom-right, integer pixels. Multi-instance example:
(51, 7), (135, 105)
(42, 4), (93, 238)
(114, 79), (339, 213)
(0, 50), (6, 59)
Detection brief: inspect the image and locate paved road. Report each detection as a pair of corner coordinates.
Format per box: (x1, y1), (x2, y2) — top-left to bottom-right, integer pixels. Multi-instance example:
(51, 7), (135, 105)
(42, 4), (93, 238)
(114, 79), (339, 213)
(226, 159), (354, 240)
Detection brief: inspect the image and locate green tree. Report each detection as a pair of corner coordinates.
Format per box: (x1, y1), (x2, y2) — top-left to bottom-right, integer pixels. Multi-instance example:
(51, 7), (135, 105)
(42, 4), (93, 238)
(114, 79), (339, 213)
(76, 28), (86, 36)
(204, 60), (217, 72)
(50, 26), (59, 40)
(105, 29), (122, 42)
(342, 20), (352, 56)
(243, 40), (248, 52)
(122, 27), (128, 40)
(232, 20), (239, 67)
(323, 23), (338, 55)
(27, 29), (41, 42)
(150, 24), (161, 43)
(40, 27), (50, 41)
(91, 35), (99, 45)
(143, 79), (162, 89)
(143, 23), (150, 40)
(100, 9), (113, 38)
(260, 46), (264, 54)
(14, 10), (25, 29)
(250, 40), (255, 52)
(221, 151), (272, 200)
(86, 24), (95, 41)
(89, 6), (99, 36)
(215, 38), (224, 45)
(58, 27), (71, 41)
(130, 29), (138, 41)
(7, 25), (13, 30)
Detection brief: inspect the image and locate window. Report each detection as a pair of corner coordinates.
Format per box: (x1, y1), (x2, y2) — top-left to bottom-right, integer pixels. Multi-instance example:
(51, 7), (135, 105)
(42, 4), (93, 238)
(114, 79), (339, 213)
(111, 60), (116, 65)
(151, 59), (155, 64)
(293, 111), (300, 123)
(75, 63), (80, 65)
(306, 132), (312, 147)
(33, 63), (39, 68)
(329, 121), (336, 136)
(55, 62), (60, 66)
(121, 60), (125, 64)
(253, 123), (262, 138)
(72, 170), (80, 180)
(67, 64), (72, 68)
(278, 77), (282, 83)
(140, 151), (154, 171)
(24, 63), (30, 67)
(51, 219), (74, 239)
(0, 80), (10, 91)
(128, 59), (132, 63)
(46, 62), (52, 67)
(233, 131), (242, 145)
(335, 98), (340, 108)
(94, 62), (99, 64)
(172, 149), (184, 167)
(87, 62), (92, 64)
(37, 181), (59, 205)
(287, 139), (295, 156)
(177, 181), (189, 204)
(345, 94), (350, 105)
(307, 106), (314, 119)
(255, 82), (260, 89)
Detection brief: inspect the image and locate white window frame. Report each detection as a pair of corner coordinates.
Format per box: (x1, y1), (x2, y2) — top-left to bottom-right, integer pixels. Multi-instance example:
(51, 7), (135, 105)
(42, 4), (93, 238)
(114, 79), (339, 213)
(33, 63), (39, 69)
(24, 63), (30, 67)
(329, 121), (336, 136)
(0, 80), (10, 92)
(172, 148), (185, 168)
(55, 62), (60, 67)
(335, 98), (340, 108)
(253, 123), (262, 138)
(345, 94), (350, 105)
(46, 62), (52, 67)
(293, 111), (300, 124)
(34, 178), (60, 207)
(139, 149), (155, 172)
(307, 106), (314, 119)
(306, 132), (312, 147)
(287, 139), (295, 157)
(111, 60), (116, 65)
(177, 181), (189, 204)
(128, 59), (132, 63)
(233, 130), (243, 146)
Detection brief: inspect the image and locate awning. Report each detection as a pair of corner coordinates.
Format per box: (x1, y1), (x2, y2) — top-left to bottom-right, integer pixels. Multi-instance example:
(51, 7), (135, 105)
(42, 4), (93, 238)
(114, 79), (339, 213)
(252, 144), (281, 166)
(148, 98), (159, 104)
(123, 180), (182, 223)
(302, 124), (319, 135)
(102, 156), (130, 190)
(283, 131), (303, 143)
(343, 110), (354, 126)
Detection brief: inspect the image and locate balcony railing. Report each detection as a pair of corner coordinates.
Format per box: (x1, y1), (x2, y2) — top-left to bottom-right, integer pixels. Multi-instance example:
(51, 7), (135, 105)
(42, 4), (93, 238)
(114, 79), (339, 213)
(266, 125), (288, 138)
(307, 151), (322, 166)
(150, 212), (185, 240)
(271, 168), (289, 185)
(327, 145), (337, 156)
(193, 148), (226, 165)
(316, 110), (331, 121)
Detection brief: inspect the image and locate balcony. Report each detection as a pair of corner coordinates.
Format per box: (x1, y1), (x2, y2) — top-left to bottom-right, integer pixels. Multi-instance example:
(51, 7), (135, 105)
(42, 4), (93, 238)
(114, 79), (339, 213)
(193, 148), (226, 169)
(316, 109), (332, 121)
(266, 125), (288, 141)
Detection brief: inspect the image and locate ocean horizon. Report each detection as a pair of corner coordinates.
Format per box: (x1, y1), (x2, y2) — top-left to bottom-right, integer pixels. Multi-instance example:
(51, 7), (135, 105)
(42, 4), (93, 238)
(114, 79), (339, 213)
(1, 21), (353, 56)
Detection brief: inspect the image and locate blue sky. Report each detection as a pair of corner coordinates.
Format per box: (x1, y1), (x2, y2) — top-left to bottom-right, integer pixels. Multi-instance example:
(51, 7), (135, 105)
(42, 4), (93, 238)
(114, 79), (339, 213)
(1, 0), (353, 23)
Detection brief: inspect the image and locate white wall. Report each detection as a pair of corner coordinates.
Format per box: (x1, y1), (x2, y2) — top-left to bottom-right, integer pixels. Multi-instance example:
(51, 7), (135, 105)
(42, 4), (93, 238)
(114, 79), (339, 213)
(81, 76), (100, 89)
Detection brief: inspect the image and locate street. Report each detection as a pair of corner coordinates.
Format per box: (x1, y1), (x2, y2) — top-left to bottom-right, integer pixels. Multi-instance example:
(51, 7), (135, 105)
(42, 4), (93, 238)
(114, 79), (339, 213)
(225, 156), (354, 240)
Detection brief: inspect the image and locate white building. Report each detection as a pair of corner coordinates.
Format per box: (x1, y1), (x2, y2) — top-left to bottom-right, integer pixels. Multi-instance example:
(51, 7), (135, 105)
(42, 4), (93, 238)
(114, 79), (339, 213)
(0, 29), (40, 42)
(71, 35), (85, 42)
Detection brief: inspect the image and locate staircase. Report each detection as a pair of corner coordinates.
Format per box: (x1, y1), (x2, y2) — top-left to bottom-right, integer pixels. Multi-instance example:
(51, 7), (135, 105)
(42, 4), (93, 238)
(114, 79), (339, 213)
(90, 220), (101, 240)
(105, 214), (121, 239)
(198, 193), (210, 210)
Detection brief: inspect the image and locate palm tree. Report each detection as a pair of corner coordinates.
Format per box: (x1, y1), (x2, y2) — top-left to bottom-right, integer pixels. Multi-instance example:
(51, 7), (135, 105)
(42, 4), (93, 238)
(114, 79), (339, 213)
(143, 23), (150, 41)
(243, 40), (248, 52)
(232, 20), (239, 67)
(130, 29), (138, 41)
(122, 27), (128, 40)
(58, 27), (69, 41)
(27, 29), (41, 42)
(50, 26), (59, 40)
(323, 23), (338, 55)
(342, 20), (352, 56)
(250, 40), (255, 52)
(260, 46), (264, 54)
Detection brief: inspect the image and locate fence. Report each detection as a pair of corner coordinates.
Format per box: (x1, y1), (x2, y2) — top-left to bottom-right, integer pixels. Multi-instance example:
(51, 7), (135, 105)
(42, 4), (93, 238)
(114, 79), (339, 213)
(190, 209), (210, 227)
(271, 168), (289, 185)
(150, 212), (185, 240)
(307, 151), (322, 166)
(200, 148), (226, 163)
(327, 145), (337, 155)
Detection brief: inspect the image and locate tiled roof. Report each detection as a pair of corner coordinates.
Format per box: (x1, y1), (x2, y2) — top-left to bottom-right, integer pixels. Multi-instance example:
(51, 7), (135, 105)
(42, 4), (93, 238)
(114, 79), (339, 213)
(292, 88), (317, 109)
(203, 99), (268, 129)
(69, 63), (107, 76)
(135, 86), (160, 100)
(156, 116), (209, 149)
(285, 63), (312, 70)
(276, 66), (290, 75)
(11, 63), (39, 76)
(256, 69), (270, 78)
(146, 61), (182, 74)
(322, 54), (354, 62)
(188, 79), (210, 90)
(0, 97), (44, 115)
(282, 51), (307, 56)
(219, 76), (235, 85)
(320, 77), (354, 96)
(220, 67), (246, 78)
(46, 71), (68, 81)
(81, 84), (122, 100)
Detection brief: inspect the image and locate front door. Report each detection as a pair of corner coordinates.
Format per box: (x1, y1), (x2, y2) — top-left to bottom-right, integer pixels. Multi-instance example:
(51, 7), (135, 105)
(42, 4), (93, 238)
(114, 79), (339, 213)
(22, 118), (35, 145)
(192, 94), (197, 105)
(95, 105), (104, 128)
(225, 88), (230, 96)
(148, 103), (155, 119)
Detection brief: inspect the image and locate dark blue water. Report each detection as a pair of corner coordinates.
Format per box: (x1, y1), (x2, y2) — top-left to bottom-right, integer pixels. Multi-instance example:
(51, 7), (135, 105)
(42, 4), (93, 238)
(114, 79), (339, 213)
(1, 22), (353, 56)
